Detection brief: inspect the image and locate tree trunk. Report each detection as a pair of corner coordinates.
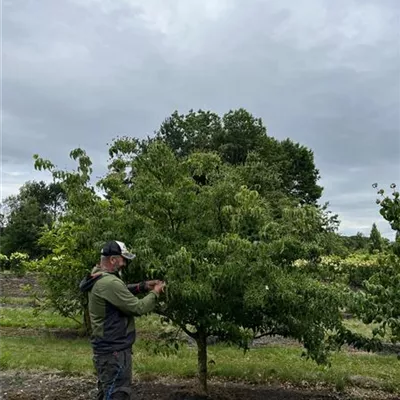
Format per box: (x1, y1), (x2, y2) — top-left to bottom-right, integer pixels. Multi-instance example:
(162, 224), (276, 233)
(195, 331), (208, 394)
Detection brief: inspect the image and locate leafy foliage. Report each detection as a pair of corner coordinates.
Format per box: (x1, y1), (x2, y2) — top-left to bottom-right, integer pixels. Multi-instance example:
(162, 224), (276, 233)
(32, 149), (132, 331)
(376, 183), (400, 233)
(349, 253), (400, 342)
(349, 185), (400, 343)
(35, 222), (96, 324)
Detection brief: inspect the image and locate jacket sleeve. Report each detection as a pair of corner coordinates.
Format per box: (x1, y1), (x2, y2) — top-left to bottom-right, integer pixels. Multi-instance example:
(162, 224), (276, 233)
(127, 282), (147, 295)
(101, 277), (158, 316)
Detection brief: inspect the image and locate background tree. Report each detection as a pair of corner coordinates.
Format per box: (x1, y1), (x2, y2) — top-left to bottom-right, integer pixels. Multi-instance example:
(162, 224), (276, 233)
(342, 232), (369, 253)
(155, 110), (223, 158)
(368, 223), (384, 253)
(275, 139), (323, 204)
(0, 180), (65, 257)
(155, 109), (322, 205)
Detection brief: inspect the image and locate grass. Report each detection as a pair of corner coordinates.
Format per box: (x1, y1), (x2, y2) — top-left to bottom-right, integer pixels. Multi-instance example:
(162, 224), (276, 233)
(0, 307), (80, 329)
(343, 318), (395, 343)
(0, 337), (93, 374)
(206, 345), (399, 392)
(0, 307), (165, 332)
(0, 306), (388, 341)
(0, 336), (399, 392)
(343, 319), (383, 338)
(0, 308), (398, 393)
(0, 296), (34, 306)
(0, 307), (164, 332)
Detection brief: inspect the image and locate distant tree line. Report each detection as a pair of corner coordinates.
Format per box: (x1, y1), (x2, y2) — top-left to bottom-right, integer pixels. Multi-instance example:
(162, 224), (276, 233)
(0, 181), (65, 258)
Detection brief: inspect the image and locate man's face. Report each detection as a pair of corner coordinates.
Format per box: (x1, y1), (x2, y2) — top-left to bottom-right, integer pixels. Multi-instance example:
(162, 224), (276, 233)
(111, 255), (127, 271)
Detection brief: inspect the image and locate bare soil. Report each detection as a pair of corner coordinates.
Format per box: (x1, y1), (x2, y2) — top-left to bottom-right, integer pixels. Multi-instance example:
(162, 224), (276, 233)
(1, 371), (399, 400)
(0, 274), (41, 298)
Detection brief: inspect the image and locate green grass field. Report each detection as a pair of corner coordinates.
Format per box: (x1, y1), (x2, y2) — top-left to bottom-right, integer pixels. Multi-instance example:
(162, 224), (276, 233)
(0, 307), (81, 329)
(1, 336), (399, 392)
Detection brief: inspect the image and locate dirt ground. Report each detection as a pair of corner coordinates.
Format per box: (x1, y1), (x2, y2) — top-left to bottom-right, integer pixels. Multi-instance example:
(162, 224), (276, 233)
(0, 273), (41, 298)
(1, 371), (399, 400)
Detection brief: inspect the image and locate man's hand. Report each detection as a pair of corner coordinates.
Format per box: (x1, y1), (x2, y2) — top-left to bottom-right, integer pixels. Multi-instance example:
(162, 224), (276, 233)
(145, 280), (162, 290)
(152, 281), (166, 295)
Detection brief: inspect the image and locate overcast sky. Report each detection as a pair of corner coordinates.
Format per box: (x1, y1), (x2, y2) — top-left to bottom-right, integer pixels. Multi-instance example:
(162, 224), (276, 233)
(2, 0), (400, 238)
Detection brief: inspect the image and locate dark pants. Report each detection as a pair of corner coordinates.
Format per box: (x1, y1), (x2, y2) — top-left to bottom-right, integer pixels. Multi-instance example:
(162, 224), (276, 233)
(93, 348), (132, 400)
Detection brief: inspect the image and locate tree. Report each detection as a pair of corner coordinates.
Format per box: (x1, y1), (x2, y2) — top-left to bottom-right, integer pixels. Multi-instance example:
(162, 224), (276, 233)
(155, 109), (323, 204)
(376, 183), (400, 234)
(350, 184), (400, 343)
(35, 138), (351, 393)
(155, 110), (223, 158)
(369, 223), (384, 253)
(393, 231), (400, 257)
(0, 181), (65, 257)
(275, 139), (323, 204)
(216, 109), (267, 165)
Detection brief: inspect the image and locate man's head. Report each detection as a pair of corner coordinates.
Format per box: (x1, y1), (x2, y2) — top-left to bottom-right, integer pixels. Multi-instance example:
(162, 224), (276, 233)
(100, 240), (135, 272)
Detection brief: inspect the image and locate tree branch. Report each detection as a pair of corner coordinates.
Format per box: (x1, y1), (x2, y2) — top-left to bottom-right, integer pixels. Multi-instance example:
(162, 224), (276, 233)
(253, 329), (278, 340)
(179, 323), (198, 339)
(68, 315), (83, 326)
(167, 208), (175, 232)
(155, 310), (198, 339)
(217, 202), (224, 235)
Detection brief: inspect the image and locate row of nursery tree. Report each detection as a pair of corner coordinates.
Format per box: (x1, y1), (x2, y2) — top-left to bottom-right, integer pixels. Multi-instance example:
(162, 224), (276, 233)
(0, 109), (399, 392)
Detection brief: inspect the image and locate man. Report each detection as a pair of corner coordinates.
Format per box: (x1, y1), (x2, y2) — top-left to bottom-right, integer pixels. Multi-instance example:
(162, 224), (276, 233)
(80, 240), (165, 400)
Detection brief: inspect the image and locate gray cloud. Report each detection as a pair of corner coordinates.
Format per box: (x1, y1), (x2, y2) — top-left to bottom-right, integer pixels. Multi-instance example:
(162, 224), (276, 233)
(2, 0), (400, 238)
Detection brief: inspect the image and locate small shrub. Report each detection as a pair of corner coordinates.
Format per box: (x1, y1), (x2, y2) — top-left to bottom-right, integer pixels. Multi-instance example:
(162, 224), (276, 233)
(24, 259), (41, 272)
(0, 254), (10, 271)
(9, 252), (29, 277)
(293, 254), (382, 288)
(339, 254), (380, 288)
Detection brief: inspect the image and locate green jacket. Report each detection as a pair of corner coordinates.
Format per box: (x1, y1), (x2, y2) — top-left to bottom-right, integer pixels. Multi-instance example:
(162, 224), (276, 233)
(80, 267), (158, 354)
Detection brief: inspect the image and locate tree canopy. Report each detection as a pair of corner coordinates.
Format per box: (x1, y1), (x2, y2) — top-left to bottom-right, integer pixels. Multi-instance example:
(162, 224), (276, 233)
(32, 127), (349, 392)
